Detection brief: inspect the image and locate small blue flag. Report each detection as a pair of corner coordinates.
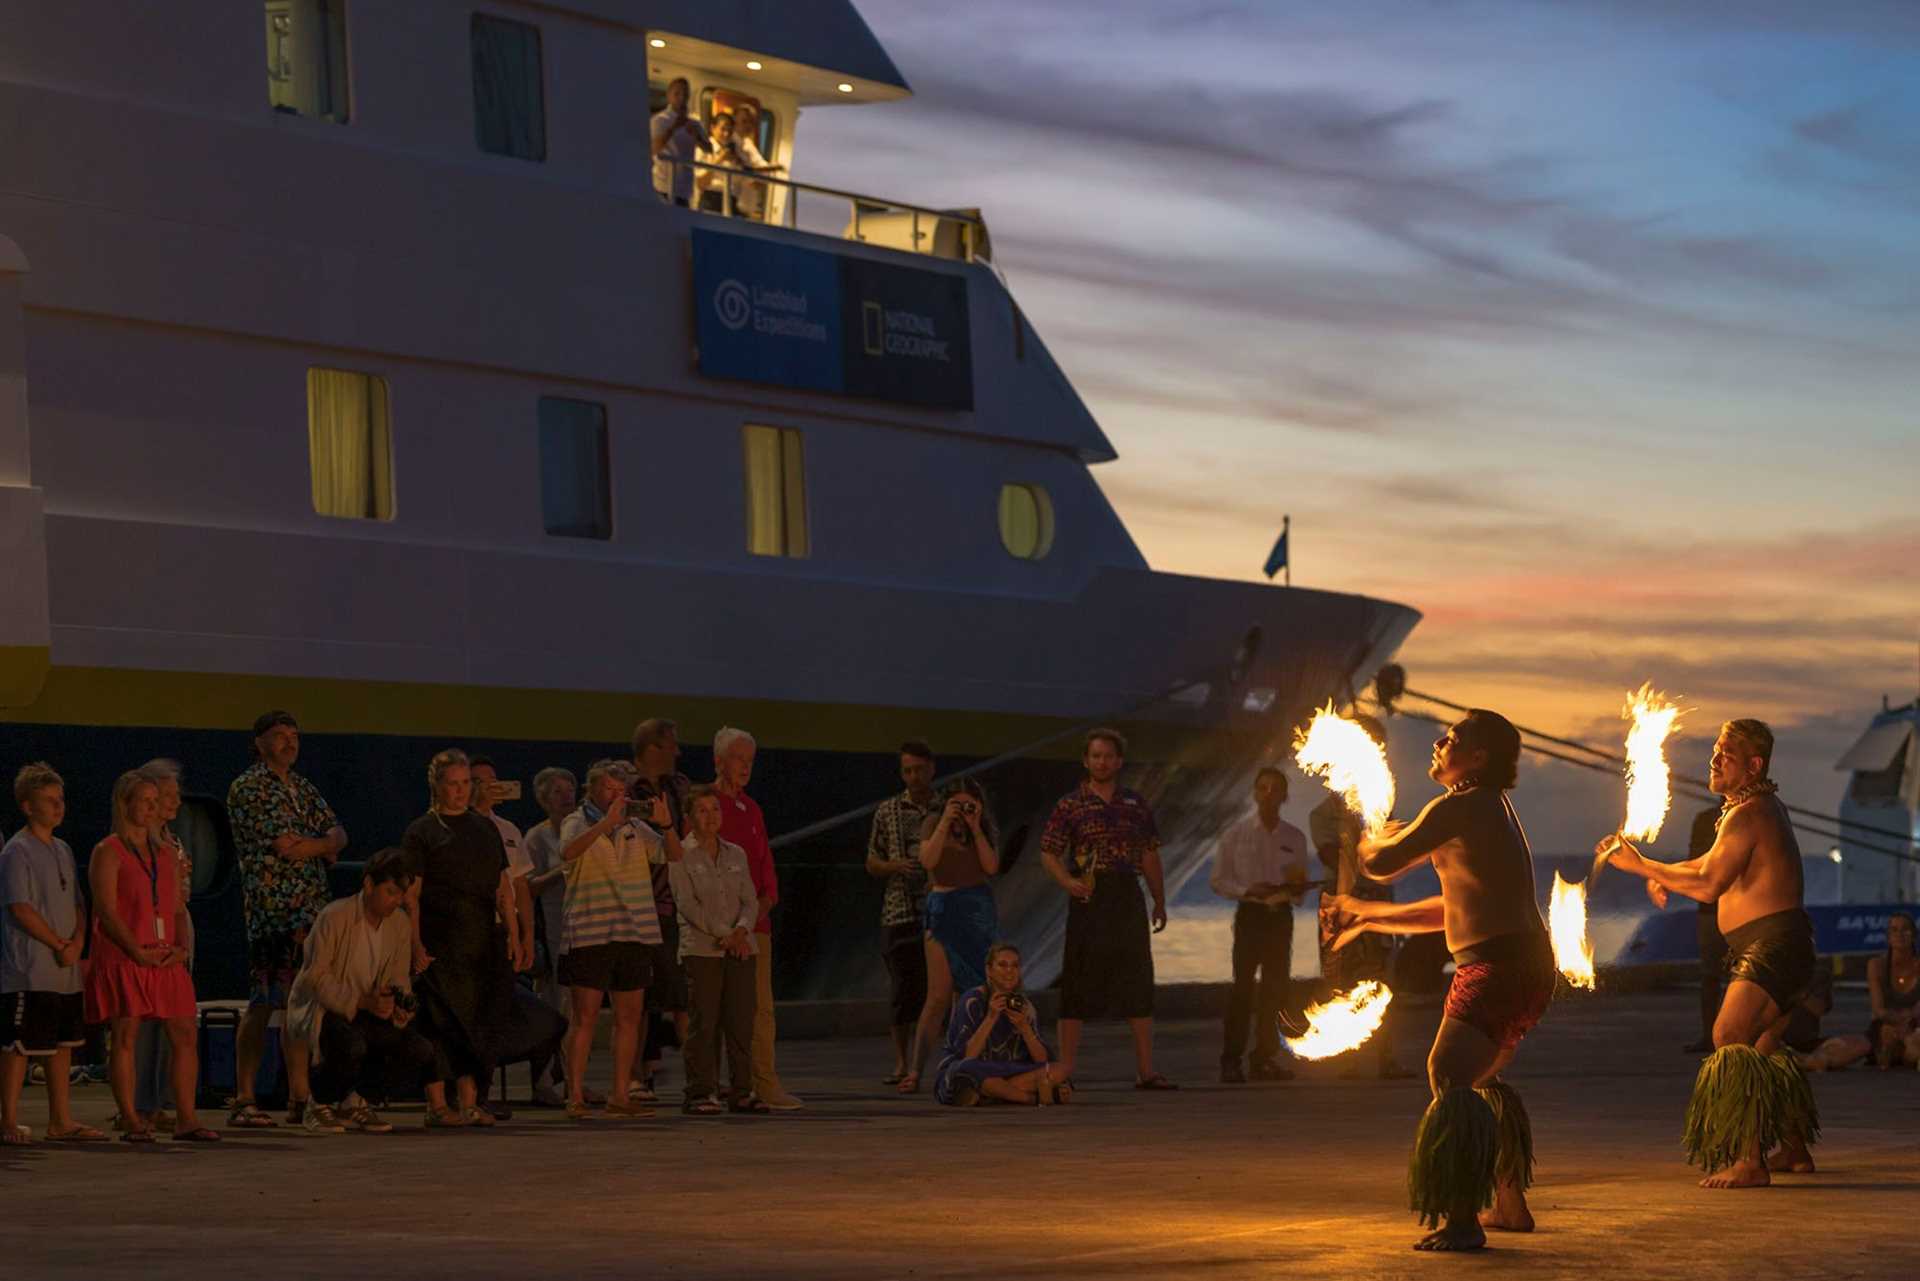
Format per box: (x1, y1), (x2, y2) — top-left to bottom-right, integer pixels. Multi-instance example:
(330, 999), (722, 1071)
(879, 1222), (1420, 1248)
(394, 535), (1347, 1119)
(1262, 528), (1289, 579)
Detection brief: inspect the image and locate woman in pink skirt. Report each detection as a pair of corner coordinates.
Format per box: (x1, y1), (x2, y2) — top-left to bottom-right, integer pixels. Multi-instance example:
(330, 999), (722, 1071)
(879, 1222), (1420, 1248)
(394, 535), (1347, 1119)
(85, 770), (218, 1142)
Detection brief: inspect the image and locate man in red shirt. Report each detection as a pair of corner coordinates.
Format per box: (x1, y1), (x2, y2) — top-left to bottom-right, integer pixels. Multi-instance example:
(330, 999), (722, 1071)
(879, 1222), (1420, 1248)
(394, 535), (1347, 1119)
(712, 726), (802, 1111)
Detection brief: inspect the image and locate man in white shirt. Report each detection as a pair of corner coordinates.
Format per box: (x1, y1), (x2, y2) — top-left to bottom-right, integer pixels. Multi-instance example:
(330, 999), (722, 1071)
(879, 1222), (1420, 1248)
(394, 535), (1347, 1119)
(1209, 768), (1310, 1083)
(650, 77), (708, 206)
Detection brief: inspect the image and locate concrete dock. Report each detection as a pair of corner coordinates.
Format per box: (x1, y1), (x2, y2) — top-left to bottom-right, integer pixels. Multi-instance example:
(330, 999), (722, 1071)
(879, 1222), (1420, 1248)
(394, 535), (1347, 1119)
(3, 986), (1915, 1279)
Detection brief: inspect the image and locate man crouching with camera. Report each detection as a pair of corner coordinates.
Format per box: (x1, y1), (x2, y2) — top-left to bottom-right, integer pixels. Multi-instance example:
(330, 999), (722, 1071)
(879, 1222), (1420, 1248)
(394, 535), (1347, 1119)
(933, 941), (1069, 1107)
(286, 848), (442, 1133)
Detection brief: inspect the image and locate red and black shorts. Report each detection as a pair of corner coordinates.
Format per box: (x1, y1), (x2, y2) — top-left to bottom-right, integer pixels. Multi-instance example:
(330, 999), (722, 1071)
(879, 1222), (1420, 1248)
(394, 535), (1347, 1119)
(1444, 931), (1556, 1052)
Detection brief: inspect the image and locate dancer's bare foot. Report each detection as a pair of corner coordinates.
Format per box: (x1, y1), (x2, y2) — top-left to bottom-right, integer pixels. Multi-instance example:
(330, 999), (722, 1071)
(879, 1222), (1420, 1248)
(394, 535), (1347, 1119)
(1414, 1219), (1487, 1252)
(1766, 1140), (1815, 1173)
(1700, 1159), (1769, 1189)
(1480, 1186), (1534, 1233)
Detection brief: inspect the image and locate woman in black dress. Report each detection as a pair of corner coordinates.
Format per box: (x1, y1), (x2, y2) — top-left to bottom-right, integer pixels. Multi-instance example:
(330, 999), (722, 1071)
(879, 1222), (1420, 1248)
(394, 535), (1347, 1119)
(403, 748), (518, 1127)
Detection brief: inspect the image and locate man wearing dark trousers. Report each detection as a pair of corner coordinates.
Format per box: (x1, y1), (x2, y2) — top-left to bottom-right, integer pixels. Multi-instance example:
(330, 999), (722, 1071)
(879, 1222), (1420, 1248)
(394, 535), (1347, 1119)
(1210, 769), (1309, 1083)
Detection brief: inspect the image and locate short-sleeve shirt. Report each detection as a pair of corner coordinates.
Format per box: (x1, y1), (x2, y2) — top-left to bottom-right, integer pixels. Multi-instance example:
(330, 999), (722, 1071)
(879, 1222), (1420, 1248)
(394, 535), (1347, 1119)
(630, 771), (691, 918)
(226, 761), (340, 941)
(651, 108), (709, 200)
(0, 831), (82, 994)
(869, 793), (935, 929)
(558, 806), (664, 950)
(1039, 783), (1160, 876)
(717, 789), (777, 934)
(485, 811), (532, 880)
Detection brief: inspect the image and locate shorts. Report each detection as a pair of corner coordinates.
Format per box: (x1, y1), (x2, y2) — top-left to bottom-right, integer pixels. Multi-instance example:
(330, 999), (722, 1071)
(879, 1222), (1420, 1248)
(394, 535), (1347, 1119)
(1060, 872), (1154, 1021)
(0, 990), (86, 1056)
(247, 928), (308, 1007)
(1444, 931), (1555, 1052)
(647, 916), (689, 1013)
(559, 942), (655, 993)
(882, 920), (928, 1025)
(1723, 908), (1816, 1018)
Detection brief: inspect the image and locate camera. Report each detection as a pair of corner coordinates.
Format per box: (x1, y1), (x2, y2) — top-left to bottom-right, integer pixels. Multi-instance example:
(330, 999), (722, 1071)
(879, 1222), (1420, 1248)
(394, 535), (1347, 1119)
(386, 986), (418, 1015)
(1005, 993), (1028, 1013)
(955, 799), (978, 818)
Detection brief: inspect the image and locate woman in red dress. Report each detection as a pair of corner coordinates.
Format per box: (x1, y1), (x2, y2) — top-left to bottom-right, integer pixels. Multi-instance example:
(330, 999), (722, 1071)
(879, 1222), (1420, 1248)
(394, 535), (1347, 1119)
(85, 771), (218, 1142)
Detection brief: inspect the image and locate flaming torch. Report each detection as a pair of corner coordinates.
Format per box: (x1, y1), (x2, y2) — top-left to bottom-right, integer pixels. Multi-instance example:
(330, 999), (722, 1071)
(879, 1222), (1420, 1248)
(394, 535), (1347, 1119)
(1548, 872), (1596, 990)
(1283, 981), (1394, 1060)
(1293, 703), (1395, 835)
(1621, 684), (1683, 843)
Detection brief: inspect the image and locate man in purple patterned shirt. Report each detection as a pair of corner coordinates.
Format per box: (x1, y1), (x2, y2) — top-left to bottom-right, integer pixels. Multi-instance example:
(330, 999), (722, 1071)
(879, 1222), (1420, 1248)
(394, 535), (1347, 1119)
(1038, 728), (1174, 1089)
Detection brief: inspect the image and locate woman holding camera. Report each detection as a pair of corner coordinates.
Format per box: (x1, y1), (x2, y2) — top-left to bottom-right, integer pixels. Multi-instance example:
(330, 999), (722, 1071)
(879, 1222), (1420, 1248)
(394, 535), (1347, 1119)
(935, 941), (1065, 1106)
(897, 781), (999, 1094)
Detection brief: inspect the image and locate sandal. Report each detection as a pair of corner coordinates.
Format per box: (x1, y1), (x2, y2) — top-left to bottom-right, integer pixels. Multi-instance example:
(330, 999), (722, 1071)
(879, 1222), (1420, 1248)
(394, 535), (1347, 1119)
(172, 1127), (223, 1143)
(462, 1106), (496, 1128)
(565, 1100), (595, 1122)
(120, 1127), (157, 1144)
(729, 1093), (772, 1114)
(3, 1126), (33, 1146)
(604, 1100), (656, 1119)
(45, 1124), (110, 1142)
(424, 1106), (468, 1129)
(684, 1096), (725, 1116)
(1134, 1073), (1179, 1091)
(1055, 1077), (1076, 1105)
(227, 1102), (278, 1128)
(895, 1072), (921, 1095)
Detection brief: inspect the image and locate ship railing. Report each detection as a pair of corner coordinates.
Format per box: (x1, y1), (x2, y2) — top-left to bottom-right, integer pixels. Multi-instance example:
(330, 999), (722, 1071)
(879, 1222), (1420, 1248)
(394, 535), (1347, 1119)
(663, 157), (991, 264)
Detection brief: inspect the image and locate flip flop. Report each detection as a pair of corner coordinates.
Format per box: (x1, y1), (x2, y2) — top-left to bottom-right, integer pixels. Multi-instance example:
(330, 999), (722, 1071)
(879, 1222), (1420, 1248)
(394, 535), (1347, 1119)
(172, 1127), (222, 1143)
(120, 1128), (157, 1144)
(683, 1097), (725, 1116)
(226, 1103), (278, 1128)
(1134, 1073), (1179, 1090)
(45, 1125), (110, 1142)
(729, 1093), (771, 1114)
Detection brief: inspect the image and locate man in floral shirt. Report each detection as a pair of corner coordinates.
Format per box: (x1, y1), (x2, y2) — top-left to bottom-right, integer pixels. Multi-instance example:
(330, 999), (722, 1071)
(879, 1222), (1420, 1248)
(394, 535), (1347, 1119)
(224, 710), (347, 1128)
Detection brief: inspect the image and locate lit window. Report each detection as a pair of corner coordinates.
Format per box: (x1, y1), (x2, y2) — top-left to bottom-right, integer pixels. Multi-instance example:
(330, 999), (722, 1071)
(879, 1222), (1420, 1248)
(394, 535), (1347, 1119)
(539, 398), (612, 539)
(307, 368), (393, 520)
(472, 14), (547, 162)
(264, 0), (350, 122)
(743, 425), (808, 557)
(998, 484), (1054, 560)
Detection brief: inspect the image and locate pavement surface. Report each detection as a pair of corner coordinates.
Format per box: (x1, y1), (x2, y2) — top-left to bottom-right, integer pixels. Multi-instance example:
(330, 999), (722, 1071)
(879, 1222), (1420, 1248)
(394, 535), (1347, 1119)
(4, 986), (1916, 1280)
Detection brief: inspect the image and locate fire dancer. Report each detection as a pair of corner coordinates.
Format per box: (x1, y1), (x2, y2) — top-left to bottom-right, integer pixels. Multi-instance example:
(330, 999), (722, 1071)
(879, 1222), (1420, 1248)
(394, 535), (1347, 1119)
(1597, 718), (1818, 1187)
(1322, 710), (1551, 1252)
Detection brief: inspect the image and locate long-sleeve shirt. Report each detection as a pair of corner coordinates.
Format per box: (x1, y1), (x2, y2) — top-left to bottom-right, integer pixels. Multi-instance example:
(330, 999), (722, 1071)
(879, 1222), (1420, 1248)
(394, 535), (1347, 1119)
(1209, 811), (1309, 902)
(286, 894), (412, 1063)
(668, 834), (760, 959)
(717, 789), (777, 934)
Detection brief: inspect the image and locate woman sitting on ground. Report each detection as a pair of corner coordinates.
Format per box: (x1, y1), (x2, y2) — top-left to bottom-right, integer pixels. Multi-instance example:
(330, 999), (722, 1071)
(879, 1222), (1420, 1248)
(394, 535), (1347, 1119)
(934, 941), (1067, 1107)
(898, 780), (999, 1094)
(1803, 912), (1918, 1071)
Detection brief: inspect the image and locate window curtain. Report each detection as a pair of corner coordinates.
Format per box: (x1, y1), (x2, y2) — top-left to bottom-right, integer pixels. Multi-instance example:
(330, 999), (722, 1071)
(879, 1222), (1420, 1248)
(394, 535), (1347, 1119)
(307, 368), (392, 519)
(779, 429), (809, 557)
(539, 398), (611, 539)
(743, 426), (786, 556)
(472, 14), (546, 161)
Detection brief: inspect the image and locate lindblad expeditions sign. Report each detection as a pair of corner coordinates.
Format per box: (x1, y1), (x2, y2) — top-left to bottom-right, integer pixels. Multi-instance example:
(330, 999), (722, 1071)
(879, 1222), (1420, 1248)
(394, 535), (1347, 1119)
(691, 229), (974, 410)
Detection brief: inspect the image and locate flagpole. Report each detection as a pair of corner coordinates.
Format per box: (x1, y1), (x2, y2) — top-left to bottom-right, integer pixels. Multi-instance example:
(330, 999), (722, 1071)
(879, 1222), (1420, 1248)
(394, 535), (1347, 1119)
(1284, 514), (1291, 587)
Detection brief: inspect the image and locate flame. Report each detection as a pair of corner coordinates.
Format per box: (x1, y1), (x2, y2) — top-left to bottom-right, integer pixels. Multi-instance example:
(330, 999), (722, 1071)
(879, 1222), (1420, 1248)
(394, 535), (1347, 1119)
(1622, 684), (1683, 842)
(1284, 980), (1394, 1060)
(1293, 703), (1395, 835)
(1548, 871), (1596, 990)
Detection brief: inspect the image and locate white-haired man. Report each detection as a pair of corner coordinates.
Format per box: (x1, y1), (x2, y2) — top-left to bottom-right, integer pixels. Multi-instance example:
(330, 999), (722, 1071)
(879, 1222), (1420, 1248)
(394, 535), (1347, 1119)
(712, 727), (800, 1110)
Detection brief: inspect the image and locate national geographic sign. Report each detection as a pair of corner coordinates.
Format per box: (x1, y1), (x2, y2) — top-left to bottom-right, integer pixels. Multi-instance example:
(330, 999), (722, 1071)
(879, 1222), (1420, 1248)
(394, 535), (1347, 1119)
(692, 228), (974, 410)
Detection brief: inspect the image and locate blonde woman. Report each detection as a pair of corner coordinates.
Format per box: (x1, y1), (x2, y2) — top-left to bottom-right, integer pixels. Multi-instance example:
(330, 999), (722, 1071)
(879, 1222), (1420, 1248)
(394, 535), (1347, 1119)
(84, 771), (218, 1142)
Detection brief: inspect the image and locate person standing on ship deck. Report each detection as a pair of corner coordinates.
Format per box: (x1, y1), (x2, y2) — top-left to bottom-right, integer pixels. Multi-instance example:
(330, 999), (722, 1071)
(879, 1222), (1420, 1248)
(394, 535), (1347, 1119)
(866, 740), (936, 1085)
(650, 76), (709, 207)
(712, 726), (804, 1110)
(1039, 728), (1175, 1090)
(225, 710), (347, 1130)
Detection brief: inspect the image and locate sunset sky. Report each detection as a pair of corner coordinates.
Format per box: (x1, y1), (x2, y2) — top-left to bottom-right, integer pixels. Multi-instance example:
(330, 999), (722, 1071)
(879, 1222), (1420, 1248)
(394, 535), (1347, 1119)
(804, 0), (1919, 851)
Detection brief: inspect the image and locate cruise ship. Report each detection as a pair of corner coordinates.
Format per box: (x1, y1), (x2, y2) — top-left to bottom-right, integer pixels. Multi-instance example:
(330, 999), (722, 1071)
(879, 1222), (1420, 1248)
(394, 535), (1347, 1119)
(0, 1), (1418, 998)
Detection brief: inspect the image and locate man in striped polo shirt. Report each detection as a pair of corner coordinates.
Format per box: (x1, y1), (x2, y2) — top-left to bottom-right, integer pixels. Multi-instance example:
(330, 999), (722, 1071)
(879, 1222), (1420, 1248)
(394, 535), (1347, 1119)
(556, 761), (682, 1120)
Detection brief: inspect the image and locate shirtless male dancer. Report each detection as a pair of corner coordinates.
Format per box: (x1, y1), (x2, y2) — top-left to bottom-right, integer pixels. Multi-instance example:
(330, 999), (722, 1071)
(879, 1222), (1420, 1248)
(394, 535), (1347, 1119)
(1598, 718), (1818, 1188)
(1323, 710), (1553, 1252)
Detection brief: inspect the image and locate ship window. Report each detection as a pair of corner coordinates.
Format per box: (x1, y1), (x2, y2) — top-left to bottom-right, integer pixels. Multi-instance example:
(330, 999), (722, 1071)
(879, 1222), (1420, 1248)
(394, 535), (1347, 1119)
(742, 425), (808, 557)
(265, 0), (350, 123)
(998, 484), (1054, 560)
(307, 368), (393, 521)
(539, 397), (612, 540)
(472, 13), (547, 162)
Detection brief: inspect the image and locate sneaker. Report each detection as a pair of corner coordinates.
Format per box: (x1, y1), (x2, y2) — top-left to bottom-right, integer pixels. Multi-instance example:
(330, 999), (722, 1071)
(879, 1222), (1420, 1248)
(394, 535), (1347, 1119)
(301, 1102), (347, 1134)
(760, 1090), (805, 1111)
(1220, 1060), (1247, 1084)
(343, 1105), (393, 1135)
